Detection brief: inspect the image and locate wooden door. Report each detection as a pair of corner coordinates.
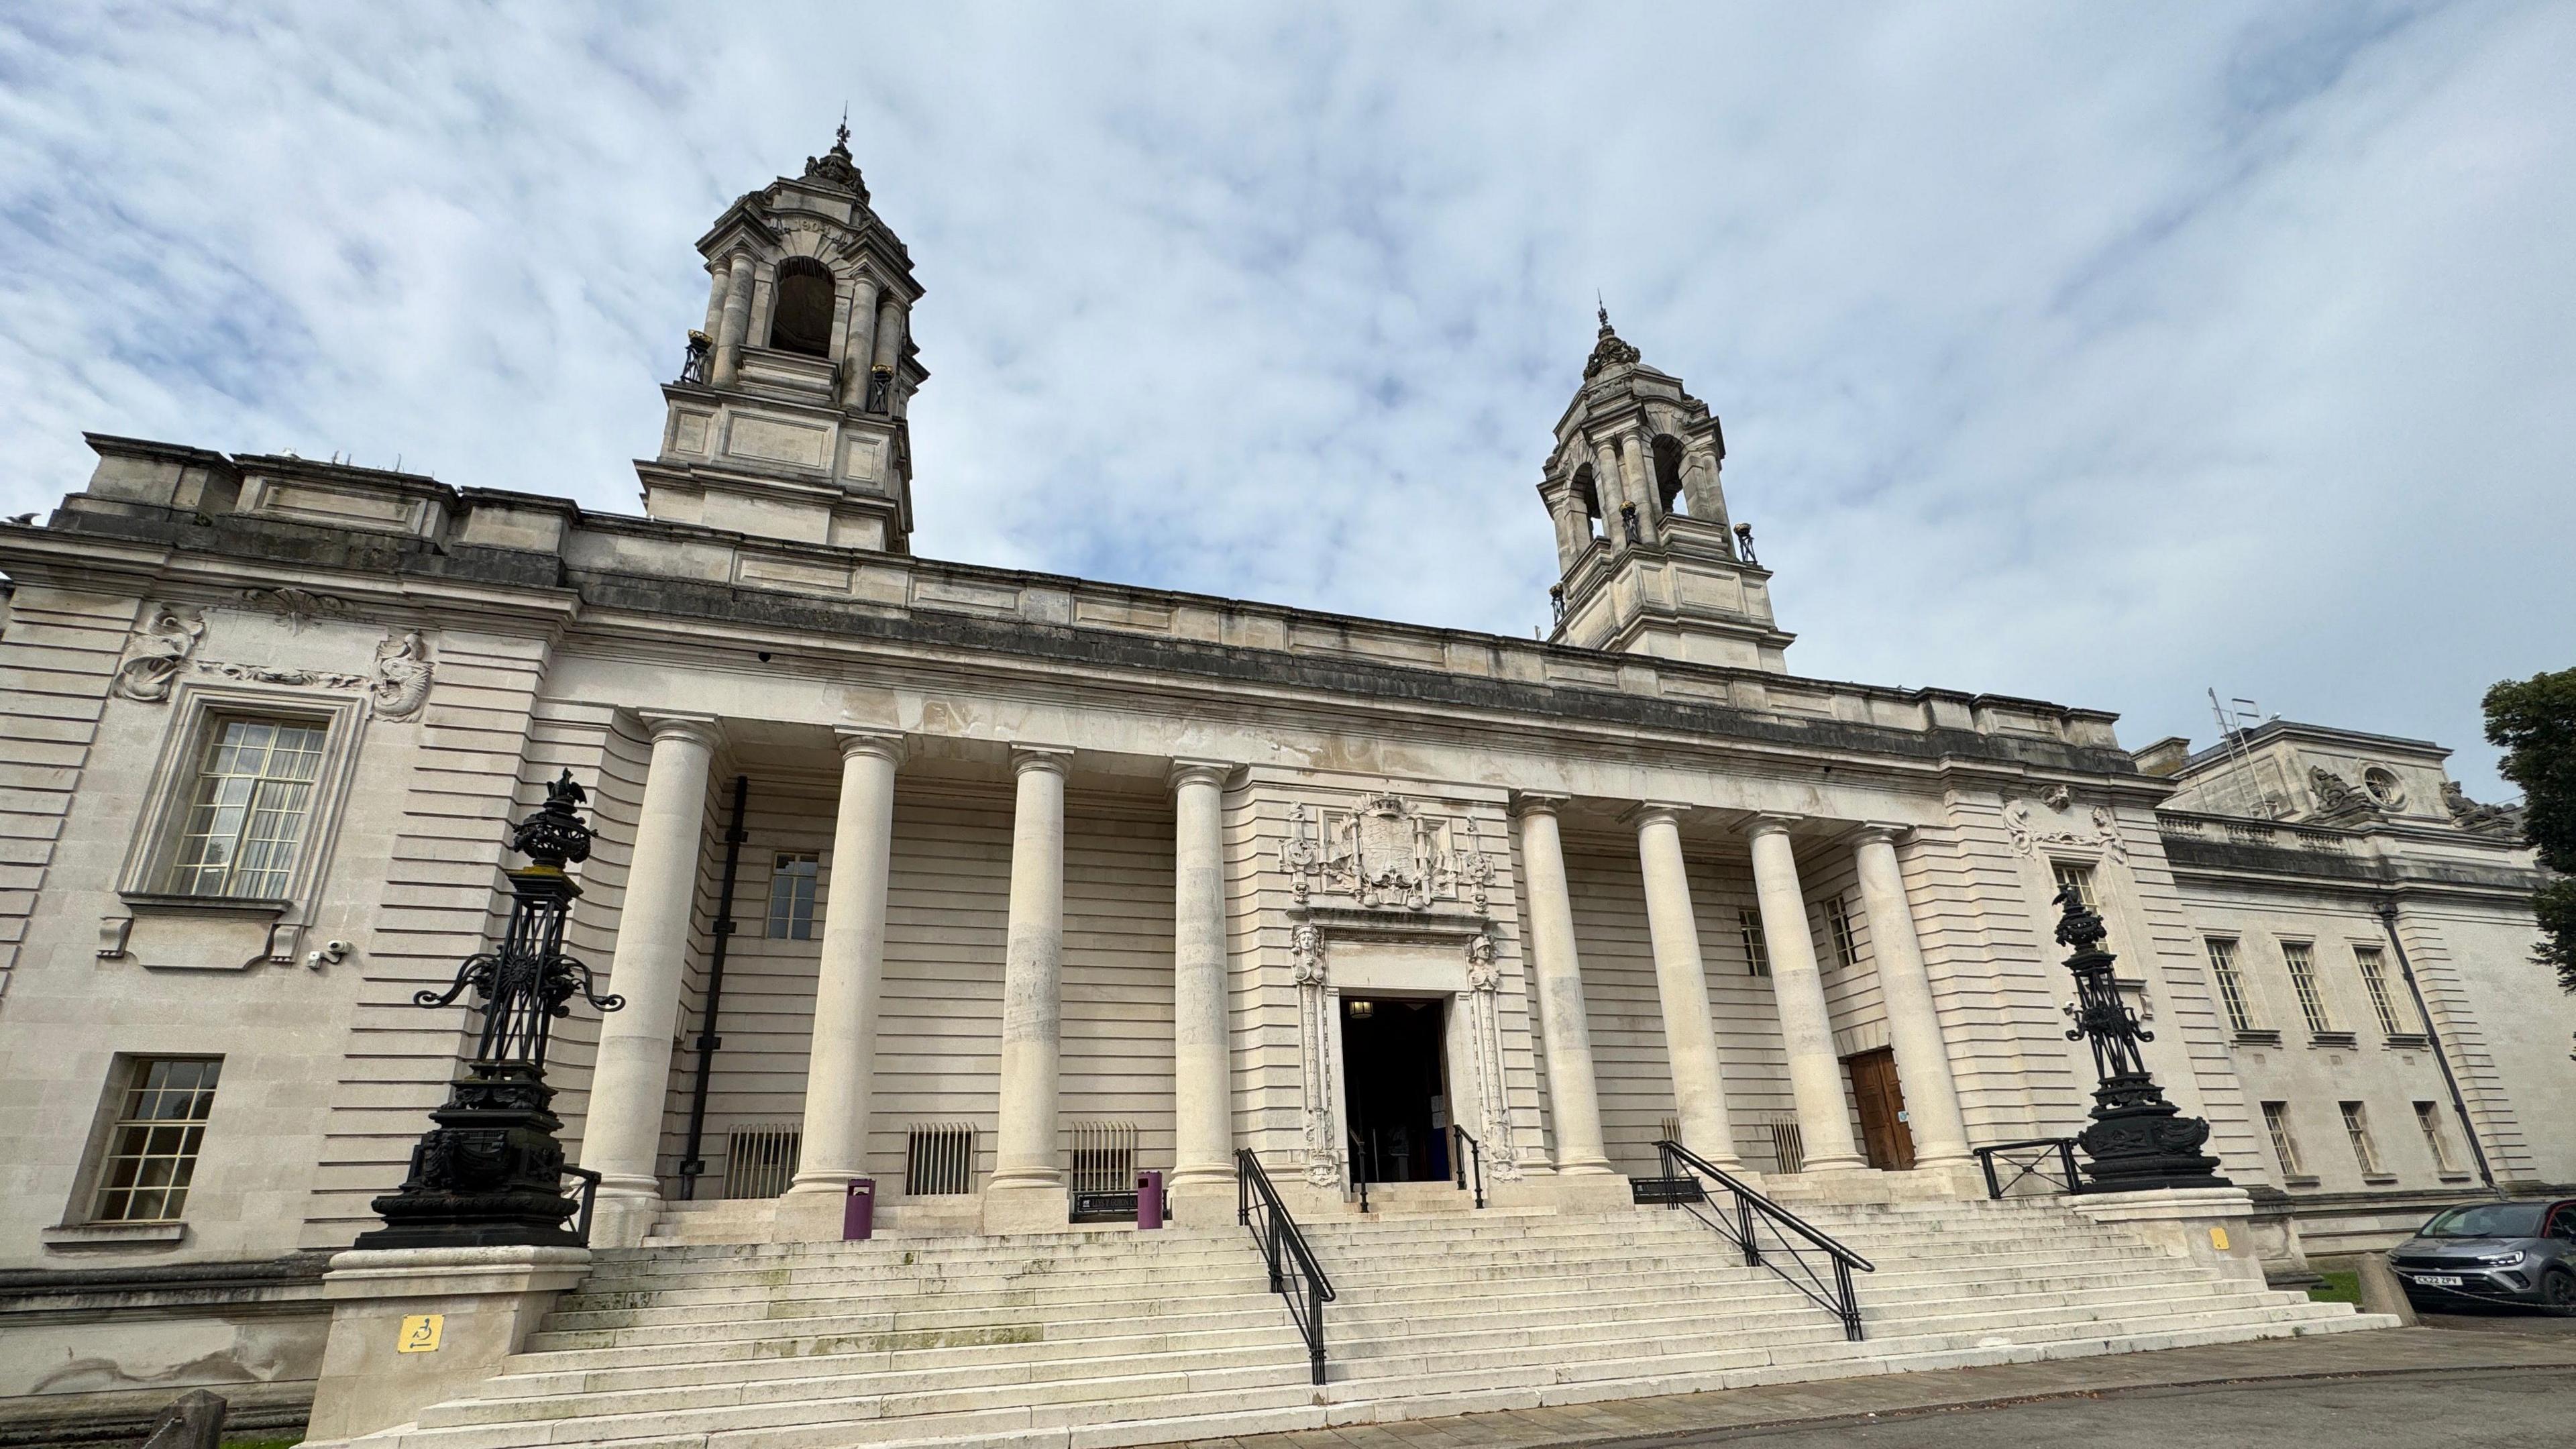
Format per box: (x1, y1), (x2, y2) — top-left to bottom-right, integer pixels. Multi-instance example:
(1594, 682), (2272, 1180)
(1846, 1049), (1915, 1171)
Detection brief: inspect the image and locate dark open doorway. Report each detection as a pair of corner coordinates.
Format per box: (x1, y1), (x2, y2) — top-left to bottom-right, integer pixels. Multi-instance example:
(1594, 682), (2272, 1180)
(1341, 996), (1448, 1183)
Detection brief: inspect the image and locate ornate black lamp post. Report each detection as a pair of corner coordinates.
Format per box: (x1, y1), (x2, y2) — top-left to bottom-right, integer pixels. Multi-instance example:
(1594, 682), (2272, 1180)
(2055, 886), (2230, 1192)
(356, 771), (625, 1248)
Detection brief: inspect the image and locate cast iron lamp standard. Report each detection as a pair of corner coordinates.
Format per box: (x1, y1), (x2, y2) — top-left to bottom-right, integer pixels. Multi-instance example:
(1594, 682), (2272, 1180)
(2054, 885), (2230, 1193)
(356, 771), (625, 1248)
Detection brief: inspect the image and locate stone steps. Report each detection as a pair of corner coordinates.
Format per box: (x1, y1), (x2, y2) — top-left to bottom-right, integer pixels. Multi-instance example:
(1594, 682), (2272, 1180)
(336, 1196), (2388, 1449)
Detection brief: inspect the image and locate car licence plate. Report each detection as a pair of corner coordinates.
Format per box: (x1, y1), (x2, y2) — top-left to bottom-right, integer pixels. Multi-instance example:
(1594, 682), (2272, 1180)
(2413, 1274), (2464, 1287)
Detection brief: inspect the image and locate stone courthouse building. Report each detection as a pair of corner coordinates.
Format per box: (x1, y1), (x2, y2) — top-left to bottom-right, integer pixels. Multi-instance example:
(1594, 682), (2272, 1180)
(1, 133), (2565, 1447)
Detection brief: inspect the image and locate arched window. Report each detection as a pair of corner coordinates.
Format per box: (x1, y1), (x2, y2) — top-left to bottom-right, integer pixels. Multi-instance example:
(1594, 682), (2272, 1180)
(1652, 435), (1688, 516)
(1571, 464), (1604, 535)
(768, 257), (836, 358)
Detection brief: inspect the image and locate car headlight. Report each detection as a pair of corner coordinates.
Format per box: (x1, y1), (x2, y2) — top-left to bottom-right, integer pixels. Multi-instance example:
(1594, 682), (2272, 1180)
(2471, 1250), (2526, 1267)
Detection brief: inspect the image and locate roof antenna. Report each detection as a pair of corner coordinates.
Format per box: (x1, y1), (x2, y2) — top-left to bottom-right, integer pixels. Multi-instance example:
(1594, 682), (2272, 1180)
(837, 103), (850, 151)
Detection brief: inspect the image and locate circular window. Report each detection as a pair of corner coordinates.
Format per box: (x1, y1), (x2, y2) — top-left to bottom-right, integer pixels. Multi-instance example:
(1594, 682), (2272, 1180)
(2361, 766), (2405, 808)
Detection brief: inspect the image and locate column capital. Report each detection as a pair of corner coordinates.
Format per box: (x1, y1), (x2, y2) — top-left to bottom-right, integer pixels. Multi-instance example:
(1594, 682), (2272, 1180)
(1010, 744), (1075, 777)
(1510, 790), (1570, 819)
(833, 727), (905, 764)
(1619, 800), (1693, 829)
(1742, 812), (1800, 841)
(1849, 821), (1911, 849)
(639, 710), (721, 751)
(1167, 757), (1232, 792)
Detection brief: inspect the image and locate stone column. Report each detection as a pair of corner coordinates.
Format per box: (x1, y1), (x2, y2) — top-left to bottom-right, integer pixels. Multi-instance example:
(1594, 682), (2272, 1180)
(1851, 825), (1972, 1167)
(777, 730), (903, 1236)
(1618, 431), (1658, 543)
(839, 274), (883, 407)
(1515, 796), (1612, 1175)
(580, 713), (718, 1246)
(1591, 439), (1629, 542)
(710, 254), (755, 388)
(1746, 816), (1868, 1171)
(1631, 804), (1739, 1167)
(984, 745), (1073, 1232)
(1167, 761), (1234, 1210)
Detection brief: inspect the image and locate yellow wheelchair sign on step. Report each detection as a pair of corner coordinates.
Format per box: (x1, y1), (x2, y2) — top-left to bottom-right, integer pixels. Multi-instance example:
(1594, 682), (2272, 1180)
(398, 1314), (444, 1354)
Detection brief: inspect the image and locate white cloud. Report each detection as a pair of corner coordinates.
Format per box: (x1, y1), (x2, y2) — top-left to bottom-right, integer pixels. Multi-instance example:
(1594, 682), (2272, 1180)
(1, 1), (2563, 794)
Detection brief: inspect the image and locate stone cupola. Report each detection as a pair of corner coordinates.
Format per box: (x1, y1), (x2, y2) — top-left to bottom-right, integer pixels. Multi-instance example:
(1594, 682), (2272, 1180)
(636, 123), (928, 553)
(1537, 308), (1792, 671)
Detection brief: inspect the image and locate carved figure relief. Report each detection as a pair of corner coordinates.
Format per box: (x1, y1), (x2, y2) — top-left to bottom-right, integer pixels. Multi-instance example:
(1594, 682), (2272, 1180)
(370, 629), (435, 720)
(1458, 930), (1522, 1180)
(2443, 781), (2523, 838)
(2002, 794), (2127, 862)
(111, 604), (207, 702)
(2306, 765), (2374, 815)
(1278, 792), (1498, 912)
(1289, 923), (1336, 1185)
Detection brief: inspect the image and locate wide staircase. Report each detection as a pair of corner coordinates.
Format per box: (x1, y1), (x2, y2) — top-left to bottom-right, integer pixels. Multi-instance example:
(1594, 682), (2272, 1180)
(341, 1192), (2390, 1449)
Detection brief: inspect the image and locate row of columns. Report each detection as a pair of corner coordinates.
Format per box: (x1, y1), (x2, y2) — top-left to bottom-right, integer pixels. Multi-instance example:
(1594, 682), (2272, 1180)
(700, 251), (908, 403)
(581, 716), (1974, 1242)
(1515, 796), (1971, 1177)
(582, 722), (1235, 1240)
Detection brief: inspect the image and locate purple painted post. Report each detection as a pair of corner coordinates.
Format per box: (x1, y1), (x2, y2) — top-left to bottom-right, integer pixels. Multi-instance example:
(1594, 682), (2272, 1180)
(1136, 1169), (1163, 1230)
(842, 1177), (875, 1241)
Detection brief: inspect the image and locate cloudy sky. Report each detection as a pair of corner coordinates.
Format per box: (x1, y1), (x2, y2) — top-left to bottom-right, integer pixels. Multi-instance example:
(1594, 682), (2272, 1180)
(1, 2), (2563, 795)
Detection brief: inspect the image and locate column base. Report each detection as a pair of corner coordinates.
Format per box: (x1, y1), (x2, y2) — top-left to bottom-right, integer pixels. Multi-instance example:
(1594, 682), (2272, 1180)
(773, 1180), (861, 1243)
(1166, 1177), (1237, 1227)
(979, 1181), (1071, 1235)
(584, 1183), (662, 1249)
(307, 1246), (591, 1444)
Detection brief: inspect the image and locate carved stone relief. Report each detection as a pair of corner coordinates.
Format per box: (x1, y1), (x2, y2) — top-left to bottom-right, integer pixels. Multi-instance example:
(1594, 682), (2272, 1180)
(1278, 792), (1498, 912)
(241, 586), (350, 634)
(186, 629), (435, 720)
(1460, 930), (1521, 1181)
(109, 604), (206, 702)
(2002, 794), (2127, 861)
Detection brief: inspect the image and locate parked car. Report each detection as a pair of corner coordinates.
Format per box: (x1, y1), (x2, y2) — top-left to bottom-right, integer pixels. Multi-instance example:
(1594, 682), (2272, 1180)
(2386, 1198), (2576, 1314)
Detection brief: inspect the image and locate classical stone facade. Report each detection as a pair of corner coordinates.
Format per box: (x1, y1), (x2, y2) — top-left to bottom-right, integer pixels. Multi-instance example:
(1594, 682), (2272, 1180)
(1, 135), (2565, 1443)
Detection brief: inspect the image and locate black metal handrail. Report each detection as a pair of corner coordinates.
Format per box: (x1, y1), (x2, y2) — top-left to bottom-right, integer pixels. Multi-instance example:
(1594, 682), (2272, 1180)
(1346, 1129), (1373, 1214)
(1652, 1139), (1874, 1341)
(1972, 1138), (2085, 1199)
(561, 1165), (602, 1246)
(1237, 1149), (1336, 1384)
(1450, 1124), (1485, 1209)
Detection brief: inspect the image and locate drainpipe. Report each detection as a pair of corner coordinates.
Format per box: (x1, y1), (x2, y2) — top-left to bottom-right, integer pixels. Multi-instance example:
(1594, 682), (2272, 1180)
(676, 775), (750, 1199)
(2375, 897), (2498, 1196)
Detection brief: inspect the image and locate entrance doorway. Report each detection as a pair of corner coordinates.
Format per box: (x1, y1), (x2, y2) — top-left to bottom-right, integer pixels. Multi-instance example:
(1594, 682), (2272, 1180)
(1846, 1048), (1915, 1170)
(1340, 996), (1449, 1183)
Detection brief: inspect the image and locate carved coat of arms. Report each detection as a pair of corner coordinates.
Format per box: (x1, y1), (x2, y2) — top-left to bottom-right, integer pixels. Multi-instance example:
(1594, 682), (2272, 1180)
(1279, 792), (1495, 912)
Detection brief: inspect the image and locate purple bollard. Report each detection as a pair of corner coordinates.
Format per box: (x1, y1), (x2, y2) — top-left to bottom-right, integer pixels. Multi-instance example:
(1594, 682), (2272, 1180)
(1136, 1169), (1163, 1230)
(842, 1177), (874, 1241)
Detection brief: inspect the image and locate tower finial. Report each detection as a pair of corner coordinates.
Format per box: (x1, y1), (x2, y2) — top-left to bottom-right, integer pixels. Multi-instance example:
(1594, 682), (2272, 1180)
(1597, 291), (1609, 331)
(837, 103), (850, 152)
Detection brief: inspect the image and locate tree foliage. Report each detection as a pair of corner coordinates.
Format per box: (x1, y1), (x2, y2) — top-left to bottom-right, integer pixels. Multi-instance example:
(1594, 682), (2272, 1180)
(2483, 666), (2576, 992)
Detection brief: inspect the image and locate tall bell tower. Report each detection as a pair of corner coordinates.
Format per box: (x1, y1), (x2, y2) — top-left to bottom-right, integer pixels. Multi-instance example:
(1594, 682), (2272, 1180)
(1538, 309), (1792, 671)
(637, 124), (927, 552)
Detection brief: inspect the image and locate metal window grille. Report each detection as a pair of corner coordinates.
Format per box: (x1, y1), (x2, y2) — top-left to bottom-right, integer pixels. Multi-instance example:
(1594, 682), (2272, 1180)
(1659, 1114), (1682, 1144)
(165, 718), (327, 898)
(721, 1124), (800, 1199)
(91, 1057), (223, 1222)
(2283, 942), (2333, 1034)
(905, 1122), (976, 1195)
(2262, 1102), (2304, 1178)
(1823, 895), (1859, 970)
(2413, 1102), (2459, 1173)
(766, 853), (819, 940)
(2049, 860), (2098, 910)
(1067, 1120), (1138, 1197)
(1737, 908), (1770, 977)
(1766, 1116), (1806, 1174)
(2353, 947), (2406, 1036)
(2339, 1102), (2383, 1175)
(2205, 938), (2258, 1033)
